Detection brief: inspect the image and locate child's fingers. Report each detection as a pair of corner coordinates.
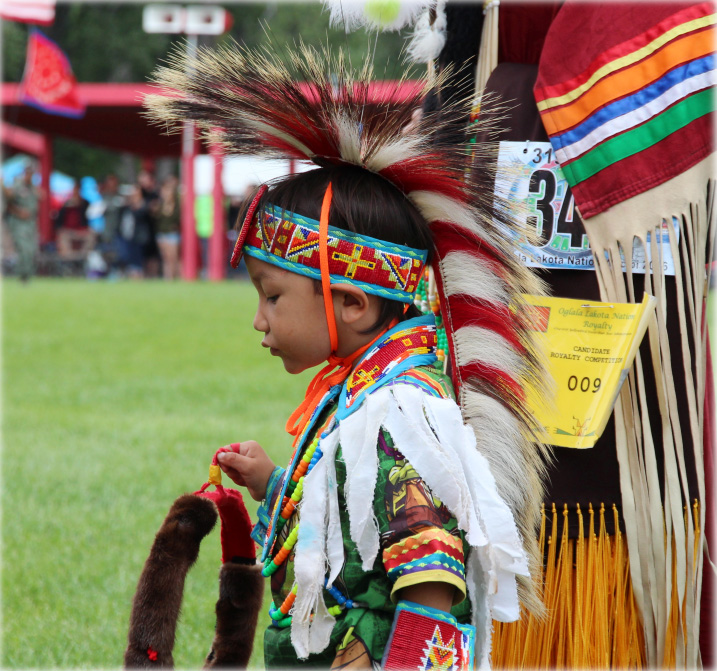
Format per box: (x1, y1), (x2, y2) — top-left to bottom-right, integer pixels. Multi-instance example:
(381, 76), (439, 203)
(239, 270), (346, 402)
(217, 461), (247, 486)
(217, 451), (251, 472)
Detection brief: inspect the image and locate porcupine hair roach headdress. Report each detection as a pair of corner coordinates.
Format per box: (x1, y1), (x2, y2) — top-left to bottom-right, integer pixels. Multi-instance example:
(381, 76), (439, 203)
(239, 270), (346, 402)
(145, 40), (550, 613)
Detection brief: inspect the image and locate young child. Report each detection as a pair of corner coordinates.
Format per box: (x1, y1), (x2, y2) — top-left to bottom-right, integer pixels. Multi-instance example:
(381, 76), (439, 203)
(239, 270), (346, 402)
(146, 43), (548, 669)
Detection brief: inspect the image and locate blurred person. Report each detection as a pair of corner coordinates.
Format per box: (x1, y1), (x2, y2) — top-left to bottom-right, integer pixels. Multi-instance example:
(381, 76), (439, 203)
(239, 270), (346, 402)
(5, 165), (39, 282)
(227, 182), (259, 229)
(226, 195), (244, 232)
(99, 174), (124, 245)
(118, 184), (152, 279)
(137, 169), (161, 277)
(99, 173), (125, 272)
(155, 175), (181, 280)
(56, 180), (93, 259)
(137, 169), (159, 203)
(195, 193), (213, 279)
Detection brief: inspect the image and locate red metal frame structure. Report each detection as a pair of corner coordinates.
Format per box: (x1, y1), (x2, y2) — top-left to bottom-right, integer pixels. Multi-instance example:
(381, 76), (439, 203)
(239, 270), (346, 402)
(1, 80), (421, 280)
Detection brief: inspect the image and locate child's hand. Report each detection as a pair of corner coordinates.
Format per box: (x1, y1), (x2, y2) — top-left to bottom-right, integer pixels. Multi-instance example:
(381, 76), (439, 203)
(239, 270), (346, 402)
(217, 440), (276, 502)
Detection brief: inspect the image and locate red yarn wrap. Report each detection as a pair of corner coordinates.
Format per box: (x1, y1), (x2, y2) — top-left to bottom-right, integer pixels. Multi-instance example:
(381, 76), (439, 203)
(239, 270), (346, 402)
(195, 445), (255, 563)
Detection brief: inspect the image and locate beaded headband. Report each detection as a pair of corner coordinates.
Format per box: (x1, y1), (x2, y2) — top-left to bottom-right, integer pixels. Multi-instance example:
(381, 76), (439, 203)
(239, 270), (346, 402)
(231, 197), (428, 304)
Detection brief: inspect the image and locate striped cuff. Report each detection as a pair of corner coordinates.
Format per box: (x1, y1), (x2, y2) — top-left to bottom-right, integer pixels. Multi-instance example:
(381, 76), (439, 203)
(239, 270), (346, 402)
(383, 528), (466, 604)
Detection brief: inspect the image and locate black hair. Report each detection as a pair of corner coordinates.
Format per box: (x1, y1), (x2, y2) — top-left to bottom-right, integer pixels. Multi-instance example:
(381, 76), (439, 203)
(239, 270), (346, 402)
(238, 165), (433, 333)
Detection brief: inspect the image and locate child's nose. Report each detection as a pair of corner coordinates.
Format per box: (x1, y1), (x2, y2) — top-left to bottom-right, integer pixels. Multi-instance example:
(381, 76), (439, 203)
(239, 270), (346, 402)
(252, 307), (268, 333)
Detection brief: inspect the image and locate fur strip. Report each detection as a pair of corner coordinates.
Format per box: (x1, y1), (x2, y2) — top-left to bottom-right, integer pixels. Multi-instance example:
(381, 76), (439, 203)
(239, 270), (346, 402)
(203, 562), (264, 669)
(124, 495), (218, 669)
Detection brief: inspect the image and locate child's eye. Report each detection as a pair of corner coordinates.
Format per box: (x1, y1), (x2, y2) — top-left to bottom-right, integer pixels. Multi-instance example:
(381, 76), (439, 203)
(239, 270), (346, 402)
(267, 295), (279, 304)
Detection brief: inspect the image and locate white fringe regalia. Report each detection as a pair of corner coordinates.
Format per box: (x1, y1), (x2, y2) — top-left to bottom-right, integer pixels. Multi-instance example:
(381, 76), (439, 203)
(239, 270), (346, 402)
(292, 382), (530, 665)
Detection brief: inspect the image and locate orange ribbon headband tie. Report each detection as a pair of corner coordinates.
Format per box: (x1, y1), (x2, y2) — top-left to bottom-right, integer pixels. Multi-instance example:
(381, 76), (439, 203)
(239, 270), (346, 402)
(284, 183), (401, 442)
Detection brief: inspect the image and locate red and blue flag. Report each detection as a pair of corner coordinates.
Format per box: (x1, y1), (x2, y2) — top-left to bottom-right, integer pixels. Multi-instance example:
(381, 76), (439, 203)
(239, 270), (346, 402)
(19, 29), (85, 118)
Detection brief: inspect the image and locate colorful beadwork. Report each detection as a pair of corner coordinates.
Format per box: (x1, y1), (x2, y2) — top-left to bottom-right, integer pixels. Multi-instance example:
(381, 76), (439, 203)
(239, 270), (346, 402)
(325, 580), (355, 611)
(382, 602), (476, 671)
(343, 322), (437, 409)
(243, 204), (427, 303)
(279, 435), (323, 521)
(414, 267), (447, 363)
(391, 368), (451, 399)
(382, 529), (466, 599)
(281, 477), (304, 519)
(270, 584), (298, 621)
(263, 524), (300, 577)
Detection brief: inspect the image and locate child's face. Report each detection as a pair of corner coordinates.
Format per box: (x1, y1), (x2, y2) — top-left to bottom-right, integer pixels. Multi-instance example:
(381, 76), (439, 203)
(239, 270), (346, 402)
(246, 255), (332, 374)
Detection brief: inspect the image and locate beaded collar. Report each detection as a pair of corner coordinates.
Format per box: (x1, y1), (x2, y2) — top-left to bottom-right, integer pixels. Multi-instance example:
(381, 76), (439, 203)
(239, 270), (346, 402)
(337, 315), (438, 419)
(240, 203), (428, 303)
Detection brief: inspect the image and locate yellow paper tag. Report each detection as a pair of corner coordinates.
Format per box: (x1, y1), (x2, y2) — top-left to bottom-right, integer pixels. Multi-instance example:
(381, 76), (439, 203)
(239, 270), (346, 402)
(522, 293), (655, 448)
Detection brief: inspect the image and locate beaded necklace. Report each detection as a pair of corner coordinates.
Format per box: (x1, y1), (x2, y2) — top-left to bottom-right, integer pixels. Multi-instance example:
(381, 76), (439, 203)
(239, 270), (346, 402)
(263, 417), (358, 628)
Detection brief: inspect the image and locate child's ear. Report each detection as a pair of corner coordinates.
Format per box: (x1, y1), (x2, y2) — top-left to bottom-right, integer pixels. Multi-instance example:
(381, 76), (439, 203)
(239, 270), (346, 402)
(331, 283), (371, 326)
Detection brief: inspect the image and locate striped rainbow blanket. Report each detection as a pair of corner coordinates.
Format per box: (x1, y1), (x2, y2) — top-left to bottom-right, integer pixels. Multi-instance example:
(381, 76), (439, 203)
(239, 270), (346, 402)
(534, 2), (715, 219)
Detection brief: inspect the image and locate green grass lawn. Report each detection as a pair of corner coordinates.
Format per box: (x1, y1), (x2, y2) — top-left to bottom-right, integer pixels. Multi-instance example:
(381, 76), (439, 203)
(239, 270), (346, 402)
(2, 278), (313, 669)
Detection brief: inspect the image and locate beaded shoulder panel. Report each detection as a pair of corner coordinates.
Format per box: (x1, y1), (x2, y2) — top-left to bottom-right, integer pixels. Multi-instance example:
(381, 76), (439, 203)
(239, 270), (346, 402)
(337, 316), (440, 419)
(390, 365), (454, 401)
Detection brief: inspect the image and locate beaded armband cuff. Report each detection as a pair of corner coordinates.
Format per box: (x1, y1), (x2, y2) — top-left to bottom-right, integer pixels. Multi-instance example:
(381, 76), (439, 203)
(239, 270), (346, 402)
(382, 601), (475, 671)
(250, 466), (285, 546)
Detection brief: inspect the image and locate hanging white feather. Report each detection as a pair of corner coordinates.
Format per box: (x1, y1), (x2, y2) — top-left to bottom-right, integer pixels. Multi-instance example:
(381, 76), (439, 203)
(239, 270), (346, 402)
(323, 0), (433, 32)
(406, 0), (446, 63)
(339, 392), (389, 570)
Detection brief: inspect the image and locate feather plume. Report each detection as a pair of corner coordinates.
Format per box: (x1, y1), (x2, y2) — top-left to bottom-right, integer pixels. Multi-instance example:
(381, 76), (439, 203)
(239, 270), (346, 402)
(145, 42), (551, 614)
(406, 0), (447, 63)
(323, 0), (432, 32)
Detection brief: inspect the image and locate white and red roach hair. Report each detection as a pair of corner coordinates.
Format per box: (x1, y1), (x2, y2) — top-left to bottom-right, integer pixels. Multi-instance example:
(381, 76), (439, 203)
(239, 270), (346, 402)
(145, 41), (550, 613)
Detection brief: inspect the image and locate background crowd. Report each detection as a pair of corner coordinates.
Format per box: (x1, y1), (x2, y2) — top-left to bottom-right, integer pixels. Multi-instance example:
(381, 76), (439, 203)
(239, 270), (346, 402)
(2, 164), (251, 282)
